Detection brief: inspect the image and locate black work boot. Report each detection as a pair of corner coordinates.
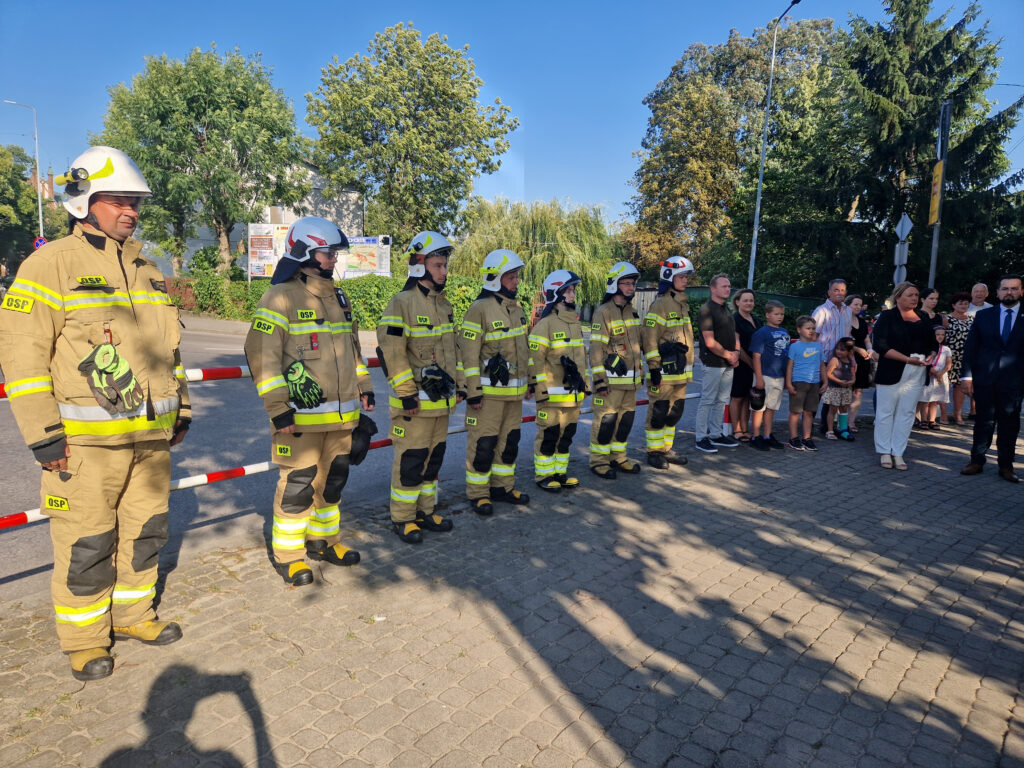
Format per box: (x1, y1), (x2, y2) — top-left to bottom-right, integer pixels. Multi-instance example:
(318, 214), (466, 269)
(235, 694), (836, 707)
(68, 649), (114, 682)
(590, 464), (617, 480)
(306, 540), (361, 566)
(556, 474), (579, 489)
(274, 560), (314, 586)
(663, 451), (688, 466)
(491, 488), (529, 505)
(647, 452), (669, 470)
(472, 499), (494, 516)
(536, 476), (562, 493)
(416, 511), (454, 532)
(611, 458), (642, 474)
(392, 521), (424, 543)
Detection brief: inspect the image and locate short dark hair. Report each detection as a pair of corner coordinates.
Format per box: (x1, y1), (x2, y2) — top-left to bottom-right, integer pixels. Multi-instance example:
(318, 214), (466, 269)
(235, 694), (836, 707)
(844, 294), (862, 306)
(950, 291), (970, 306)
(732, 288), (755, 307)
(999, 274), (1022, 288)
(764, 300), (785, 312)
(828, 279), (847, 290)
(795, 315), (815, 329)
(709, 273), (730, 288)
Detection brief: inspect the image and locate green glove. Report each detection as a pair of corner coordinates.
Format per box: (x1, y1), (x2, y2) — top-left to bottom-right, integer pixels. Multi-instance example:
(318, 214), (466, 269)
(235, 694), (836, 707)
(286, 361), (324, 409)
(78, 343), (144, 415)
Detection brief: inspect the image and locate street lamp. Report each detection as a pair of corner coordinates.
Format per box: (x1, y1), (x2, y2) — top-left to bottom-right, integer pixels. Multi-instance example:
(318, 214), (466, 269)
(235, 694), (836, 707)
(746, 0), (802, 290)
(3, 99), (44, 238)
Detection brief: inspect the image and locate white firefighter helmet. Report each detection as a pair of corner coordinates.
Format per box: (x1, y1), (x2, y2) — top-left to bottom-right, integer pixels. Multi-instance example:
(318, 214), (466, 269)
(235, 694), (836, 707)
(659, 255), (695, 283)
(542, 269), (581, 304)
(404, 231), (454, 278)
(58, 146), (152, 219)
(605, 261), (640, 294)
(271, 216), (348, 284)
(481, 249), (525, 292)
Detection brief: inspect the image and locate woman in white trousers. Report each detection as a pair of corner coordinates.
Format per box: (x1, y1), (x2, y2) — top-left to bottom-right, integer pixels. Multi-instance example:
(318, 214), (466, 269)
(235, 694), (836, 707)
(871, 283), (938, 470)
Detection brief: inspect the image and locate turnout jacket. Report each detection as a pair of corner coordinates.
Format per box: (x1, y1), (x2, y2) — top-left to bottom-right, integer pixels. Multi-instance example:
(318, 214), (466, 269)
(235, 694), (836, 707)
(377, 282), (461, 416)
(0, 225), (189, 461)
(528, 305), (587, 406)
(589, 299), (644, 390)
(641, 290), (695, 383)
(459, 292), (531, 401)
(245, 274), (371, 432)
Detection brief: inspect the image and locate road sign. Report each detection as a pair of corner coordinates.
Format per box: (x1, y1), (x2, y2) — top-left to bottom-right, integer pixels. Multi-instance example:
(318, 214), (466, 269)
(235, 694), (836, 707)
(32, 236), (46, 250)
(893, 240), (909, 267)
(894, 265), (907, 285)
(928, 161), (943, 225)
(895, 213), (913, 242)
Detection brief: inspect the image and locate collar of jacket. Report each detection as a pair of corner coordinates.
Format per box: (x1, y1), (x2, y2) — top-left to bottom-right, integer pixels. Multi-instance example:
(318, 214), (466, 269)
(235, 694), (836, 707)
(73, 223), (144, 264)
(298, 272), (336, 297)
(415, 281), (446, 297)
(554, 304), (576, 319)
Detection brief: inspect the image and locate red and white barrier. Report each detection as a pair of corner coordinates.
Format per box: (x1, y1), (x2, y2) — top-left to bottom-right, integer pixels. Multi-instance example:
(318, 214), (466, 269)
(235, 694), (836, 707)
(1, 383), (699, 530)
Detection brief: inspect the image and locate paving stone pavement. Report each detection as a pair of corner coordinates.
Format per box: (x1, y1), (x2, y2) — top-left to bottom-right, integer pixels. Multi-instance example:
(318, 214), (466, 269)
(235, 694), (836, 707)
(1, 418), (1022, 768)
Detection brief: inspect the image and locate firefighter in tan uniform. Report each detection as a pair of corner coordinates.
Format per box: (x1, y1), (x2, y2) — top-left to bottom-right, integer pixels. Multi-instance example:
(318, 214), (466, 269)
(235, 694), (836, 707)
(459, 250), (532, 515)
(377, 231), (463, 543)
(0, 146), (190, 681)
(588, 261), (644, 479)
(244, 217), (374, 586)
(642, 256), (696, 469)
(529, 270), (588, 493)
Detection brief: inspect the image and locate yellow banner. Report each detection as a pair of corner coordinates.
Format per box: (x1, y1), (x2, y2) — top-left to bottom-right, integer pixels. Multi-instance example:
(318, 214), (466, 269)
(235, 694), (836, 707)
(928, 161), (943, 225)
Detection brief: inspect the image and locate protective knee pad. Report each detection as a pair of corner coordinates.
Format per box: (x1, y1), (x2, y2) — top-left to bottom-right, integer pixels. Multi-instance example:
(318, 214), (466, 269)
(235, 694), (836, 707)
(424, 441), (447, 482)
(281, 465), (317, 514)
(399, 447), (428, 487)
(501, 429), (522, 464)
(665, 398), (686, 427)
(615, 410), (636, 442)
(557, 422), (578, 453)
(68, 529), (116, 596)
(597, 412), (618, 444)
(322, 454), (351, 503)
(539, 425), (560, 456)
(650, 399), (669, 430)
(131, 512), (169, 572)
(473, 434), (498, 472)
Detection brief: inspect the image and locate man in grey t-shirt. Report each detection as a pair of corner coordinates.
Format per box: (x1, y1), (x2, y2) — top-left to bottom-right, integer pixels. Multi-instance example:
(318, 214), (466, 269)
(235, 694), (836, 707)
(695, 274), (740, 453)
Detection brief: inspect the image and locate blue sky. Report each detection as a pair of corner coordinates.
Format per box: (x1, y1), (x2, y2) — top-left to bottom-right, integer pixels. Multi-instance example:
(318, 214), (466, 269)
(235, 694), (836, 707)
(2, 0), (1022, 228)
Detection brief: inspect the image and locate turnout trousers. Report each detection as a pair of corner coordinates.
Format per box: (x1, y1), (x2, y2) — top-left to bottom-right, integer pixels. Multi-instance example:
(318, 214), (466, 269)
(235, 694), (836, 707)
(389, 414), (450, 524)
(271, 429), (354, 564)
(589, 387), (638, 469)
(533, 405), (581, 481)
(42, 441), (171, 653)
(465, 398), (524, 500)
(644, 382), (689, 454)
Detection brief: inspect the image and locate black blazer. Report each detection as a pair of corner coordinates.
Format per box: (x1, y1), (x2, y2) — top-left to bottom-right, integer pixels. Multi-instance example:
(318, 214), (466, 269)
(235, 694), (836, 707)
(961, 304), (1024, 393)
(871, 308), (940, 386)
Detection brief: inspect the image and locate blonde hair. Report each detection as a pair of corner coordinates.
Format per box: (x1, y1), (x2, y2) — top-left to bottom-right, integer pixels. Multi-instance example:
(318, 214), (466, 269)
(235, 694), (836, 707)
(889, 281), (918, 305)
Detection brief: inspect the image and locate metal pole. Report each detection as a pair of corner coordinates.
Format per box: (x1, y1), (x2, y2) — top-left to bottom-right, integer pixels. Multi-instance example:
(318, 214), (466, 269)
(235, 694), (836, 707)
(747, 0), (800, 290)
(927, 100), (952, 290)
(3, 100), (44, 237)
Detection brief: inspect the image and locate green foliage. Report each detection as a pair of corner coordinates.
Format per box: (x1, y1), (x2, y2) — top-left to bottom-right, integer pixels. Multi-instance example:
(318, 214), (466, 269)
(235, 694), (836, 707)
(98, 45), (309, 276)
(0, 144), (61, 266)
(451, 199), (615, 307)
(193, 271), (229, 315)
(308, 23), (518, 245)
(186, 245), (244, 281)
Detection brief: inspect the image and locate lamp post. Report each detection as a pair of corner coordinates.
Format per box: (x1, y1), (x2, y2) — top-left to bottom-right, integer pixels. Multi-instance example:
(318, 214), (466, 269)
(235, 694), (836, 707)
(746, 0), (801, 290)
(3, 99), (44, 238)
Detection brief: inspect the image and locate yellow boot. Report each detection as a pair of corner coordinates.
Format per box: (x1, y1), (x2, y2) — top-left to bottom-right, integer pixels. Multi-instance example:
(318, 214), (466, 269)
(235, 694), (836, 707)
(68, 648), (113, 681)
(113, 620), (182, 645)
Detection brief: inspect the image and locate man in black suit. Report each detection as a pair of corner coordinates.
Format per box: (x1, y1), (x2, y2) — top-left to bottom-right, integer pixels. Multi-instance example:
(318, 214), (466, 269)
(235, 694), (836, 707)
(960, 275), (1024, 483)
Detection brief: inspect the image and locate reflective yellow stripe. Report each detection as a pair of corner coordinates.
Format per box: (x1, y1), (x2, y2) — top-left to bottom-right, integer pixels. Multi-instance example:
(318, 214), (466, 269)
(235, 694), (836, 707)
(293, 410), (360, 426)
(529, 335), (550, 348)
(483, 326), (527, 341)
(390, 486), (420, 502)
(9, 279), (62, 309)
(491, 464), (515, 477)
(272, 515), (309, 549)
(253, 308), (289, 331)
(547, 392), (585, 404)
(466, 470), (490, 485)
(63, 411), (177, 437)
(590, 443), (611, 455)
(174, 365), (186, 380)
(55, 598), (111, 626)
(257, 376), (287, 395)
(307, 505), (340, 536)
(482, 384), (528, 396)
(112, 582), (156, 604)
(420, 481), (436, 497)
(6, 376), (53, 398)
(461, 321), (483, 332)
(390, 369), (414, 387)
(387, 395), (454, 411)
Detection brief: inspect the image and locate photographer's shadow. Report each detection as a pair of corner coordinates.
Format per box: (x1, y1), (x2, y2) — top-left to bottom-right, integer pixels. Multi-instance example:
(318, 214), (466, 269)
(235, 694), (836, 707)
(100, 664), (277, 768)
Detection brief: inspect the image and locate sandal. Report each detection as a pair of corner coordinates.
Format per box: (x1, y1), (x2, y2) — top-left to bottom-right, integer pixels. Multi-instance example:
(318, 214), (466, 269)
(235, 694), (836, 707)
(880, 455), (893, 469)
(737, 433), (752, 443)
(838, 430), (855, 441)
(929, 422), (941, 430)
(826, 431), (838, 440)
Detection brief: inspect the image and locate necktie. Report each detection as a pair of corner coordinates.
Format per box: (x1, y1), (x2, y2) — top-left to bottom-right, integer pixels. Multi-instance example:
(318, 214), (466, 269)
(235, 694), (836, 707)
(1002, 308), (1013, 344)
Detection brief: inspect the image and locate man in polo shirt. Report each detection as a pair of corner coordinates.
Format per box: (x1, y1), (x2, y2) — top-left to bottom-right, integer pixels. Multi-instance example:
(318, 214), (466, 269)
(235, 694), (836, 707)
(695, 274), (740, 453)
(812, 278), (852, 434)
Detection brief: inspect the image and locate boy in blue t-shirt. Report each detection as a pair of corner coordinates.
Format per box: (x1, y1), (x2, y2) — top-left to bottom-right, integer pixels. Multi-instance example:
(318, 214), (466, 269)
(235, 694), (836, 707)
(785, 315), (827, 451)
(750, 300), (791, 450)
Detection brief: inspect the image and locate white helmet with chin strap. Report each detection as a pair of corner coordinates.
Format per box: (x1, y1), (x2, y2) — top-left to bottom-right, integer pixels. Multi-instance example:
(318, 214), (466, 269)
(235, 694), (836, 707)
(58, 146), (152, 219)
(481, 249), (525, 292)
(605, 261), (640, 295)
(659, 255), (694, 283)
(271, 216), (348, 284)
(542, 269), (581, 304)
(404, 231), (454, 278)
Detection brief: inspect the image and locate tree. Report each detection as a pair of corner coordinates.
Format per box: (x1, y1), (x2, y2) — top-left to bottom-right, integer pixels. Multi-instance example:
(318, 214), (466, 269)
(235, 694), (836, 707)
(308, 23), (518, 247)
(98, 46), (309, 276)
(842, 0), (1024, 297)
(451, 198), (615, 306)
(0, 145), (63, 268)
